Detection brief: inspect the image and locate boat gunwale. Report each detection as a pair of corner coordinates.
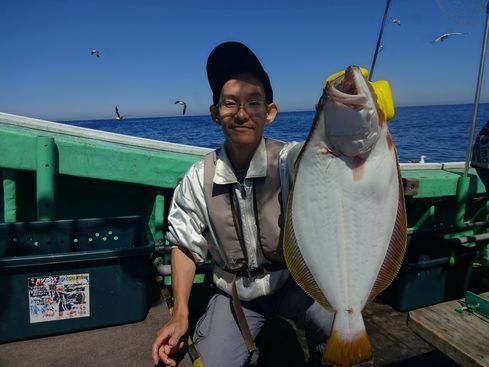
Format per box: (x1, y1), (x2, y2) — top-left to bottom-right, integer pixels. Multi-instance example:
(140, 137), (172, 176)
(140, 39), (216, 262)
(0, 112), (212, 157)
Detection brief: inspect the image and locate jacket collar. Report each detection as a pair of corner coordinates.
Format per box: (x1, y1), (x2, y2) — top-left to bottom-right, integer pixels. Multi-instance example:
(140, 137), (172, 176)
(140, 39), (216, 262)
(214, 138), (267, 184)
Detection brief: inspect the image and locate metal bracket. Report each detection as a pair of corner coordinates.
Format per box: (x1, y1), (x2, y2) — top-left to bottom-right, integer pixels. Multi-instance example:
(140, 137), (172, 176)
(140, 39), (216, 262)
(455, 291), (489, 318)
(465, 291), (489, 318)
(403, 178), (419, 196)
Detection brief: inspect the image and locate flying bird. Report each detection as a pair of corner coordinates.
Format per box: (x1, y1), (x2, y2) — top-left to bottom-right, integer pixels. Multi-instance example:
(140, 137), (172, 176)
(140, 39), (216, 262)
(174, 100), (187, 115)
(432, 32), (465, 43)
(392, 18), (401, 26)
(91, 49), (101, 58)
(115, 105), (124, 120)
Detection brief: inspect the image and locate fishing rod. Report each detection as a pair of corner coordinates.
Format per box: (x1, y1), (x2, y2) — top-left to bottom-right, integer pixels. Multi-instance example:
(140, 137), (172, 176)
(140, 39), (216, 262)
(369, 0), (392, 81)
(464, 1), (489, 177)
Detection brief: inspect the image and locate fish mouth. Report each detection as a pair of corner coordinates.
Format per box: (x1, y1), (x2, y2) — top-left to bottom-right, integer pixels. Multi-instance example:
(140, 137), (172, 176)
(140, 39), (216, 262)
(327, 66), (367, 109)
(336, 67), (358, 95)
(320, 65), (381, 158)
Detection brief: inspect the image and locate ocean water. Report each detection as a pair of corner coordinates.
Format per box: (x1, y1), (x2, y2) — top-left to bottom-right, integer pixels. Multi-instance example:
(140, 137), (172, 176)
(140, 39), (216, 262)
(63, 103), (489, 163)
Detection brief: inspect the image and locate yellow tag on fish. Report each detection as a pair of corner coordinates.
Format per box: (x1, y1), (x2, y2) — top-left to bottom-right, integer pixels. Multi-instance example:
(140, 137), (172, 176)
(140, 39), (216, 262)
(324, 67), (395, 121)
(370, 80), (395, 121)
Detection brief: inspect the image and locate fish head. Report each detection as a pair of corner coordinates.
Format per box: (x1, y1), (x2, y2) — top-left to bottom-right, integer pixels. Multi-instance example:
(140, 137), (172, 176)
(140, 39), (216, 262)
(319, 66), (390, 158)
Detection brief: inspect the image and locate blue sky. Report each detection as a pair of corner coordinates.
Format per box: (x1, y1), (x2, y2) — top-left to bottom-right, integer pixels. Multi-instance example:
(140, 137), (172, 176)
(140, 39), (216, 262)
(0, 0), (487, 121)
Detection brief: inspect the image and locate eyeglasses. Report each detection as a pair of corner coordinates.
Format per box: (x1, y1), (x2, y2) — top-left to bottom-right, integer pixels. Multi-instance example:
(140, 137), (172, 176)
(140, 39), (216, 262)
(218, 100), (267, 116)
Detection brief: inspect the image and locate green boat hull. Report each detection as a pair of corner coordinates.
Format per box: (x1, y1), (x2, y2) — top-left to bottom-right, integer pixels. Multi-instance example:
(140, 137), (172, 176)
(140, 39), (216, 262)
(1, 112), (488, 311)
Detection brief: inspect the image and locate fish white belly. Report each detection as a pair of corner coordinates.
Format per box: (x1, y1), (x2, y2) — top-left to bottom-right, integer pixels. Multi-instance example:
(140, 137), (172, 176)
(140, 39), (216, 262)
(291, 125), (399, 312)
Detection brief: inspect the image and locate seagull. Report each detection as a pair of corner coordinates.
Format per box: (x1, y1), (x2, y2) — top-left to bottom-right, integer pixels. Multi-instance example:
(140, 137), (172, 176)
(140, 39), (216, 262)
(432, 32), (465, 43)
(174, 100), (187, 115)
(392, 18), (401, 26)
(115, 105), (124, 120)
(408, 155), (427, 163)
(91, 49), (101, 58)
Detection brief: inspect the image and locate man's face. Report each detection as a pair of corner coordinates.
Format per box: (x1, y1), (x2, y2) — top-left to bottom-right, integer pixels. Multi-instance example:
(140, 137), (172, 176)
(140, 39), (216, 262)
(212, 73), (277, 149)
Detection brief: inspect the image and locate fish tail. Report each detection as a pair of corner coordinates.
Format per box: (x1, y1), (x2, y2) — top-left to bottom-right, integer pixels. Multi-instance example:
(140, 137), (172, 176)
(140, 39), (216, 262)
(322, 311), (372, 367)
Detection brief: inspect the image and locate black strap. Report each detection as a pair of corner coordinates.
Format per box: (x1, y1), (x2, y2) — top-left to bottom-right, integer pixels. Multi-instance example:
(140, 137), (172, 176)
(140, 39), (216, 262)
(231, 274), (257, 354)
(233, 263), (287, 278)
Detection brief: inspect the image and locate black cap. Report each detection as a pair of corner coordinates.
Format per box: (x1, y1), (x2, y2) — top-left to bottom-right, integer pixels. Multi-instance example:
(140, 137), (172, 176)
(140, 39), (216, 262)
(206, 41), (273, 105)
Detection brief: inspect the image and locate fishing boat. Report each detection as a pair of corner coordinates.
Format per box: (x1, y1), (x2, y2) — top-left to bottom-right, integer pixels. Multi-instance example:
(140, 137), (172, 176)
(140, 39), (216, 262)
(0, 110), (487, 366)
(3, 1), (489, 365)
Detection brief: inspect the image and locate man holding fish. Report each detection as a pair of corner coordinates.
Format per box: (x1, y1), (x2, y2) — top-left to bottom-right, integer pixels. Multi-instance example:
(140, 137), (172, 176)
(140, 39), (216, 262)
(152, 41), (406, 367)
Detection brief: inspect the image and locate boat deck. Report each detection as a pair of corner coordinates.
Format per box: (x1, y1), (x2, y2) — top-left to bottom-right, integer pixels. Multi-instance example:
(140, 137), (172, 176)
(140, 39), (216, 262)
(0, 297), (461, 367)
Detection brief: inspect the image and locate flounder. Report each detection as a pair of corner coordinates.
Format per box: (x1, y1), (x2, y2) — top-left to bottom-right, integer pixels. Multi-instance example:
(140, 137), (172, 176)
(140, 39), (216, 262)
(284, 66), (407, 367)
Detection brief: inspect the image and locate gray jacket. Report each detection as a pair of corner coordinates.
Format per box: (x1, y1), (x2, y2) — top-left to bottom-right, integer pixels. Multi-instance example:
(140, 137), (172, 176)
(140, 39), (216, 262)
(166, 138), (302, 300)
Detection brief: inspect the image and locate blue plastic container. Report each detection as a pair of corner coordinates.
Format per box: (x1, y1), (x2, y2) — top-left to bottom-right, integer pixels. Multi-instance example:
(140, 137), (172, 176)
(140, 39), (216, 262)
(379, 240), (479, 312)
(0, 216), (155, 343)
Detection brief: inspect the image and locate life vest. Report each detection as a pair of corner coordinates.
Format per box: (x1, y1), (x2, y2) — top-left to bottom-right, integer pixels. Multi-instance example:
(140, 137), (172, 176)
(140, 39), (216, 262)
(203, 139), (285, 272)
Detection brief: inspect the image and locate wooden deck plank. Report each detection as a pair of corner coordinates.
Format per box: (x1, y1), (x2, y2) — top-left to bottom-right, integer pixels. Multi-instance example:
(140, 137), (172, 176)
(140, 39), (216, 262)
(408, 292), (489, 367)
(364, 300), (435, 365)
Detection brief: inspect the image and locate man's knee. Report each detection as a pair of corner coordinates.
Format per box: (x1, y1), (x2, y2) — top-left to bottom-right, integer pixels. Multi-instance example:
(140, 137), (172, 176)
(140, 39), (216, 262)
(195, 338), (251, 367)
(192, 293), (263, 367)
(303, 302), (333, 348)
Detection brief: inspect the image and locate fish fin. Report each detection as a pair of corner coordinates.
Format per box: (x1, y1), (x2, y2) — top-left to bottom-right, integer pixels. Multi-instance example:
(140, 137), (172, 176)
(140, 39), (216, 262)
(323, 312), (373, 367)
(368, 154), (407, 302)
(284, 188), (333, 312)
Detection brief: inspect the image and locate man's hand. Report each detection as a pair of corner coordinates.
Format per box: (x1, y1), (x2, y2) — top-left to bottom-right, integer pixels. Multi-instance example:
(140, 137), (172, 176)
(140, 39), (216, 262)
(152, 247), (196, 366)
(152, 314), (189, 366)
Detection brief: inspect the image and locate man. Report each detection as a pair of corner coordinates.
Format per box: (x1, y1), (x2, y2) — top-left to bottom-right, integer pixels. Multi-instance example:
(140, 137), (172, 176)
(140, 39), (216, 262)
(152, 41), (333, 367)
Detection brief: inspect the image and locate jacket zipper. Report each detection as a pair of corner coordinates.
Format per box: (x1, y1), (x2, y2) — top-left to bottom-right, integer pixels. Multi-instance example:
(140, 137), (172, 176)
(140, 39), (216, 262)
(239, 182), (246, 199)
(229, 185), (249, 269)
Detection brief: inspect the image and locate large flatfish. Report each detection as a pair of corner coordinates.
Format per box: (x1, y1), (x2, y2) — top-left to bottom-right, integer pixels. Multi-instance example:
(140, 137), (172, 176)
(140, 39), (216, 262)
(284, 66), (407, 367)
